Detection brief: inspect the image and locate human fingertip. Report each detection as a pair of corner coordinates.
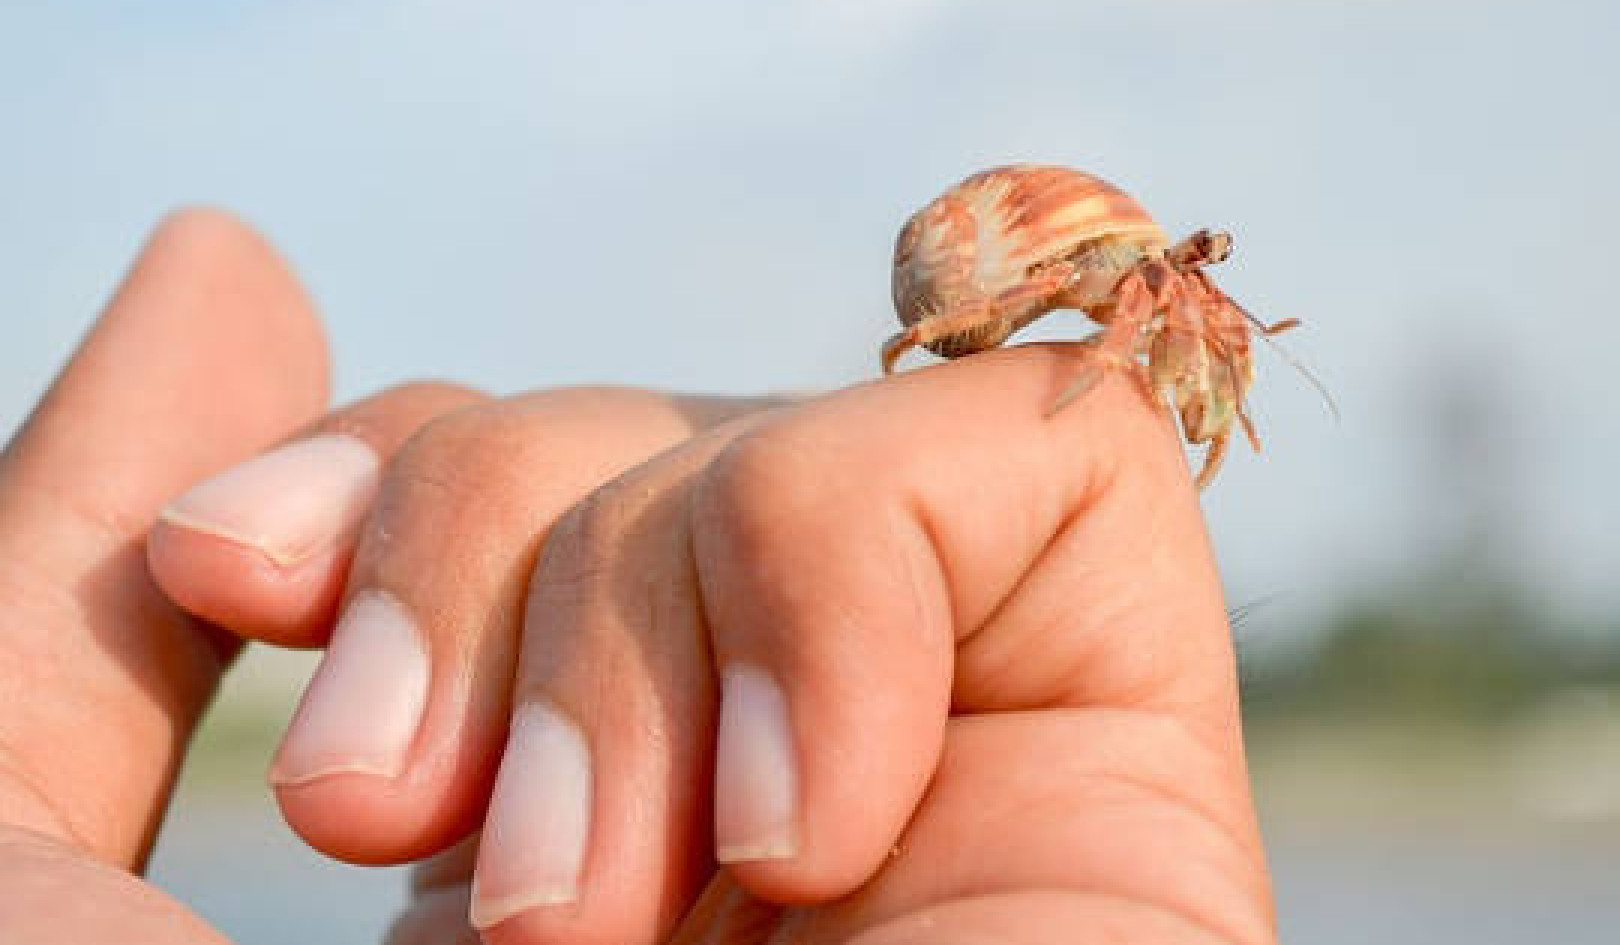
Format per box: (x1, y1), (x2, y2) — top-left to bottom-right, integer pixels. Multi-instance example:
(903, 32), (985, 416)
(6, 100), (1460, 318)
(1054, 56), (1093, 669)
(269, 589), (428, 787)
(469, 701), (593, 928)
(715, 663), (800, 864)
(146, 522), (346, 645)
(158, 433), (379, 568)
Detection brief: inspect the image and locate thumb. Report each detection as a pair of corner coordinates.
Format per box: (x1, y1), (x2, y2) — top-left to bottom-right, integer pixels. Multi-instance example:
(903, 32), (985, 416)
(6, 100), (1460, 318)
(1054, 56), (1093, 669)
(0, 208), (329, 868)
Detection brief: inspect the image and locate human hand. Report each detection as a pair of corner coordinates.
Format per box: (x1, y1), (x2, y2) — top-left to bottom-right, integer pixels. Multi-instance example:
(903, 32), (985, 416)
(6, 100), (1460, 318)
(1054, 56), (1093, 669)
(154, 339), (1275, 942)
(0, 204), (761, 944)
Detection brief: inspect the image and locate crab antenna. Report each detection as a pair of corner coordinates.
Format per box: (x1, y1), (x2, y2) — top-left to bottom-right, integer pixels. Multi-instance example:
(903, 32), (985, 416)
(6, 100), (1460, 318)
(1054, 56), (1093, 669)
(1240, 310), (1340, 422)
(1228, 592), (1286, 630)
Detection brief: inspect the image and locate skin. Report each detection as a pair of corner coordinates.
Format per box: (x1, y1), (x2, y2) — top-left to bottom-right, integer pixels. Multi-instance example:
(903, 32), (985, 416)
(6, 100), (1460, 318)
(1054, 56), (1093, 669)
(0, 210), (1275, 944)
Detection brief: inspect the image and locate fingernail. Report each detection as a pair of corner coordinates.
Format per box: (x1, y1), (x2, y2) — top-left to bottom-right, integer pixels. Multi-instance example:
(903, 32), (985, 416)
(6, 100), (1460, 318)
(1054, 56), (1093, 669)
(269, 590), (428, 785)
(715, 664), (799, 863)
(159, 433), (379, 567)
(469, 702), (593, 928)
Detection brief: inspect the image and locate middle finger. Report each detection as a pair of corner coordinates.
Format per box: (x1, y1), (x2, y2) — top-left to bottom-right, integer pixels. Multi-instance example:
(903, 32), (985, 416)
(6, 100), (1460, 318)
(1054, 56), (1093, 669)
(470, 419), (755, 944)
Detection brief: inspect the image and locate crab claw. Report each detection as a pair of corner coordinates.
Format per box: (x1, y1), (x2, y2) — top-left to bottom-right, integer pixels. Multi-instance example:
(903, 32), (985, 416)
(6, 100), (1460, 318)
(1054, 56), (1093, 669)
(1190, 347), (1239, 443)
(1148, 326), (1207, 416)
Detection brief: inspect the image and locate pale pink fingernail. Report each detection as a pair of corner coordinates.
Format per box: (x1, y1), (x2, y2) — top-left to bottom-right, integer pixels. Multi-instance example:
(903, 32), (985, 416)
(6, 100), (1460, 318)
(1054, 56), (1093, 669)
(159, 433), (379, 567)
(269, 590), (428, 785)
(715, 664), (799, 863)
(469, 702), (593, 928)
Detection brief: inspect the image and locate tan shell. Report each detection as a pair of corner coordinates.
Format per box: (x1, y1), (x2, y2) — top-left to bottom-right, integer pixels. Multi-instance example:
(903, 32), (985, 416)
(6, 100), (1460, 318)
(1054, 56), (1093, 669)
(892, 165), (1167, 327)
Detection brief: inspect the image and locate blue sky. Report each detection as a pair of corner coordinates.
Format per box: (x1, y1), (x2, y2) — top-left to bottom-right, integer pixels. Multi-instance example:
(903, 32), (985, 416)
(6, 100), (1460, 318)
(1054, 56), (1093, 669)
(3, 0), (1616, 636)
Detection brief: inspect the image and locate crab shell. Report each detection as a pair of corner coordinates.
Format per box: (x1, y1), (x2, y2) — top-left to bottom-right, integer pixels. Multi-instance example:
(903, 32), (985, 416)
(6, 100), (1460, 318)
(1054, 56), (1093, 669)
(891, 164), (1169, 353)
(887, 164), (1275, 489)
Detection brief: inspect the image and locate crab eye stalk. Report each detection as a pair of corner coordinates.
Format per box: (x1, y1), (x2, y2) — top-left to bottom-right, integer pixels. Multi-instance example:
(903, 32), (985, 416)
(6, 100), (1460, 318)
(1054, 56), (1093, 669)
(1199, 230), (1233, 265)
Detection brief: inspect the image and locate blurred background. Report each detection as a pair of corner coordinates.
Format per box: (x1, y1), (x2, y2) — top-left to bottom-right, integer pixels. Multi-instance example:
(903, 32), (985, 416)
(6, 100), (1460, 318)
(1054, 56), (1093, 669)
(4, 0), (1617, 941)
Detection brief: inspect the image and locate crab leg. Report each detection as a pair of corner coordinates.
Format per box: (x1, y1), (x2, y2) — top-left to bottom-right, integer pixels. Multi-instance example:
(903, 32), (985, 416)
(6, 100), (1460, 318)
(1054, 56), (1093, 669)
(1147, 272), (1254, 490)
(1051, 268), (1157, 412)
(1193, 432), (1231, 492)
(880, 305), (998, 373)
(884, 264), (1078, 374)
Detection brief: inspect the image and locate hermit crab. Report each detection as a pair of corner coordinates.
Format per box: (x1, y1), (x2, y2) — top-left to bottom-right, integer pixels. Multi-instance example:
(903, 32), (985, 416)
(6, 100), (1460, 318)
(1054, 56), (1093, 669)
(884, 164), (1310, 489)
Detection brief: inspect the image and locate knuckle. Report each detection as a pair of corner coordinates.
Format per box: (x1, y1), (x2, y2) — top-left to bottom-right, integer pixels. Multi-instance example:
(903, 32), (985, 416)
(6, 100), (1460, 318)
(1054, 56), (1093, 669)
(320, 380), (485, 448)
(376, 379), (484, 409)
(526, 464), (691, 614)
(699, 416), (849, 546)
(405, 401), (538, 473)
(378, 401), (560, 519)
(533, 481), (638, 596)
(517, 477), (680, 694)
